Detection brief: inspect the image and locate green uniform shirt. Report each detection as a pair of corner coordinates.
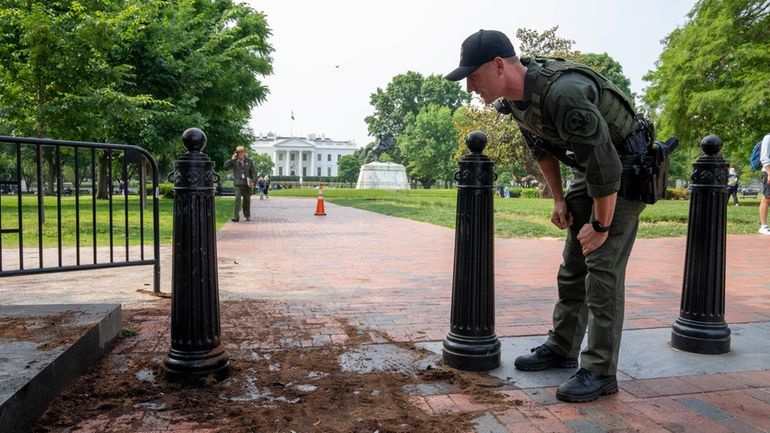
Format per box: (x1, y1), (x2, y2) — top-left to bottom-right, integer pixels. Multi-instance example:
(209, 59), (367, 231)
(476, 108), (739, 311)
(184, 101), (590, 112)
(511, 62), (623, 198)
(224, 157), (256, 186)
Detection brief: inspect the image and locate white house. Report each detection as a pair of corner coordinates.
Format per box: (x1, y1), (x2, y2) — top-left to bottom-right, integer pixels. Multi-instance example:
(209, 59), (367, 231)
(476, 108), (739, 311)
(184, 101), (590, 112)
(251, 133), (358, 177)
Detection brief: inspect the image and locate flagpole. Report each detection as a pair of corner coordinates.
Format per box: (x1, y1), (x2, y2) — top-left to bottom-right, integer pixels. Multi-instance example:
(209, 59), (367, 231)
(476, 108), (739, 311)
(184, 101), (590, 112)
(290, 110), (294, 137)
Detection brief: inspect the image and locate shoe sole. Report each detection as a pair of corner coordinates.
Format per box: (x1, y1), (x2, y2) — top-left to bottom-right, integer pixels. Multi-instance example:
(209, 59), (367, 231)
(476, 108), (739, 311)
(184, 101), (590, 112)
(514, 359), (578, 371)
(555, 381), (618, 403)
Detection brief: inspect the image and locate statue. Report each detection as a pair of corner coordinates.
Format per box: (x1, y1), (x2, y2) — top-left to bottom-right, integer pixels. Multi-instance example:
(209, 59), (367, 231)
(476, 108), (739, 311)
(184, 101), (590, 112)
(356, 132), (408, 190)
(365, 132), (396, 161)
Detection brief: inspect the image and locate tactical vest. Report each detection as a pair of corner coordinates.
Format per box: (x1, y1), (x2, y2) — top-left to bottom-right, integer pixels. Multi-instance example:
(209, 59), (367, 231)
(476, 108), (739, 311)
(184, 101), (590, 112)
(509, 58), (638, 149)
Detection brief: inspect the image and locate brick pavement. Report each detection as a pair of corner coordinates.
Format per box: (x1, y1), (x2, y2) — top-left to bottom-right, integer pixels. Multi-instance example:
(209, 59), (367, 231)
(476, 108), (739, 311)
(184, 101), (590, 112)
(6, 196), (770, 432)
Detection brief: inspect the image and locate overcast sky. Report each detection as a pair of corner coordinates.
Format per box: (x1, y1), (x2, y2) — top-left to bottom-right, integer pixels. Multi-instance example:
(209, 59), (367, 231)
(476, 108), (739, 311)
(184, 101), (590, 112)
(245, 0), (697, 147)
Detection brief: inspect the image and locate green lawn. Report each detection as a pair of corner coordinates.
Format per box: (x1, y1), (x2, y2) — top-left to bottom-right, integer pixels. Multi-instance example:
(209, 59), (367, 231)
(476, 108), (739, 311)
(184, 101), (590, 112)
(1, 189), (760, 248)
(272, 188), (762, 239)
(0, 194), (234, 248)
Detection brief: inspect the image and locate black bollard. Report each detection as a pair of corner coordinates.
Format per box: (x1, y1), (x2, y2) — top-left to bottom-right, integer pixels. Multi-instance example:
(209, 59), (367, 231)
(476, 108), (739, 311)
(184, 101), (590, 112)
(671, 134), (731, 354)
(442, 131), (501, 371)
(164, 128), (229, 382)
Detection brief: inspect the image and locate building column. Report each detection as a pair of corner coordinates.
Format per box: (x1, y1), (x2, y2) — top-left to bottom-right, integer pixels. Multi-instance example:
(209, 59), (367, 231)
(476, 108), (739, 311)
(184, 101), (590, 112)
(310, 150), (315, 177)
(298, 151), (304, 179)
(272, 150), (278, 175)
(285, 150), (290, 176)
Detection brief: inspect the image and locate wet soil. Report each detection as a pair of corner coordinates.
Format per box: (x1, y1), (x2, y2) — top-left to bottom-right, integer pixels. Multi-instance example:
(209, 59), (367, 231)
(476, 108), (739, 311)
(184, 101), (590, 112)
(31, 301), (507, 433)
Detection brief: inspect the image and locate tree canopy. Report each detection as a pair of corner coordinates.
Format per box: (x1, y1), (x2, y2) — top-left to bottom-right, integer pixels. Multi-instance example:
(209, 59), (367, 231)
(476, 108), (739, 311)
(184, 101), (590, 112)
(0, 0), (273, 171)
(644, 0), (770, 176)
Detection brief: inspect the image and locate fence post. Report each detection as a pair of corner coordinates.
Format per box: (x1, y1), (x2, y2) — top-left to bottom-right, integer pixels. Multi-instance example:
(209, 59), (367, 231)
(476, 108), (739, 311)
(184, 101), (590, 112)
(671, 134), (731, 354)
(442, 131), (501, 371)
(164, 128), (229, 381)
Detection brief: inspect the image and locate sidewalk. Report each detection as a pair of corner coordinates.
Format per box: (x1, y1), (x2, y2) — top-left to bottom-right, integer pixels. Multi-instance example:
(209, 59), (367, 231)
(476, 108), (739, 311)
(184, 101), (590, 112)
(5, 197), (769, 433)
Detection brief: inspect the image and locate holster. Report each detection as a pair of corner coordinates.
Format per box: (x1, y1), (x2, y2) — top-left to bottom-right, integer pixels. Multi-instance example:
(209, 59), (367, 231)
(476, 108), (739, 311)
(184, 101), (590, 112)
(618, 118), (675, 205)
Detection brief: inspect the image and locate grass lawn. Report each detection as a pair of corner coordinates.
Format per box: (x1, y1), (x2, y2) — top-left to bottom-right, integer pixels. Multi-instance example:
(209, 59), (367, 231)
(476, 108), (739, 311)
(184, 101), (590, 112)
(0, 194), (235, 248)
(1, 189), (761, 249)
(272, 187), (762, 239)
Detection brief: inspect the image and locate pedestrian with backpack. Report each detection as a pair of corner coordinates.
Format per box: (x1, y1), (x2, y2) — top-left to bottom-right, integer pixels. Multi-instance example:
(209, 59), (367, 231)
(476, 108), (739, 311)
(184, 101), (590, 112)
(757, 133), (770, 235)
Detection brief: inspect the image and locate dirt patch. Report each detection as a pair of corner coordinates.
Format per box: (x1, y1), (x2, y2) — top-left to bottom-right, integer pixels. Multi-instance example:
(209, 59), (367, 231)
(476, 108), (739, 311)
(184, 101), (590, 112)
(0, 311), (90, 350)
(31, 301), (505, 433)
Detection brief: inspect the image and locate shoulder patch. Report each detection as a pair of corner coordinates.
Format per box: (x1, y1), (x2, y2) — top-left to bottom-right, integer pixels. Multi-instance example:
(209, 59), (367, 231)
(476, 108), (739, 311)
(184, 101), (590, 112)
(564, 108), (598, 138)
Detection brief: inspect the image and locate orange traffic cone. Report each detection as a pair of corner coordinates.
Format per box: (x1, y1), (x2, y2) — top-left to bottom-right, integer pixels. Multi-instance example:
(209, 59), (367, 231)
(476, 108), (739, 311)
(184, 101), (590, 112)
(314, 184), (326, 216)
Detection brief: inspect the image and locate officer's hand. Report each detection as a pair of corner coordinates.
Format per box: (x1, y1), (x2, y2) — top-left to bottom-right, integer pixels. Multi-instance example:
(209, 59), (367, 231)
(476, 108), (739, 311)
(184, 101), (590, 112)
(551, 200), (573, 229)
(232, 153), (237, 160)
(577, 224), (609, 255)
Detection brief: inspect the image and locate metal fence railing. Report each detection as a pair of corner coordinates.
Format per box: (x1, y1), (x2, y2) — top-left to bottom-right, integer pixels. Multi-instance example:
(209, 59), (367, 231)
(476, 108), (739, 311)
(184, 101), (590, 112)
(0, 136), (161, 293)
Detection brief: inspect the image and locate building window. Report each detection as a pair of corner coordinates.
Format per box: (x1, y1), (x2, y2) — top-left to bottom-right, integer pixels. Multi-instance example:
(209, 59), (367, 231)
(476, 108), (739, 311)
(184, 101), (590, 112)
(327, 154), (331, 161)
(317, 153), (321, 161)
(302, 153), (307, 162)
(278, 153), (283, 161)
(278, 167), (283, 175)
(302, 167), (307, 176)
(327, 167), (332, 177)
(317, 167), (321, 176)
(337, 154), (341, 162)
(290, 153), (295, 161)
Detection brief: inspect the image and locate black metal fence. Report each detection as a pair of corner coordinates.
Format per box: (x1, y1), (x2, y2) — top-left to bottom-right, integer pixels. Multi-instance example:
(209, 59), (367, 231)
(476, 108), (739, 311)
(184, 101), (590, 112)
(0, 136), (161, 293)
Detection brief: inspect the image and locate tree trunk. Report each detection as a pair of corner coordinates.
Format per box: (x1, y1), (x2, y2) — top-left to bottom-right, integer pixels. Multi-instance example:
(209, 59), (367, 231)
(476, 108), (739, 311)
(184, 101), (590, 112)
(524, 159), (551, 198)
(419, 178), (433, 189)
(96, 151), (110, 199)
(43, 147), (57, 196)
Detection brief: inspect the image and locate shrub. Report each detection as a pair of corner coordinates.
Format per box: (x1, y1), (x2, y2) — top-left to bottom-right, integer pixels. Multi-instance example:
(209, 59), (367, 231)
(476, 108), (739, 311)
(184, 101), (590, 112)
(146, 182), (174, 198)
(508, 187), (522, 198)
(665, 188), (689, 200)
(521, 188), (540, 198)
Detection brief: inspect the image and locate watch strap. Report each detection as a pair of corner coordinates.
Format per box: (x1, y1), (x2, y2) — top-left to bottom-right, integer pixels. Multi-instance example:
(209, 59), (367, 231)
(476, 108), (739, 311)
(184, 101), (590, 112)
(591, 219), (610, 233)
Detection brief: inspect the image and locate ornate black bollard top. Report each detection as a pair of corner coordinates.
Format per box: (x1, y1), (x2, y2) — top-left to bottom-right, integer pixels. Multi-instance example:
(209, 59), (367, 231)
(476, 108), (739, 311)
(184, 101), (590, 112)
(466, 130), (487, 154)
(181, 127), (207, 152)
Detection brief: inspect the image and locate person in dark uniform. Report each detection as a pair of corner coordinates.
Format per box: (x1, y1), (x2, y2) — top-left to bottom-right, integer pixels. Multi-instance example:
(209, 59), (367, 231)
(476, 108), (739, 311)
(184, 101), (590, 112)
(224, 146), (256, 222)
(447, 29), (647, 403)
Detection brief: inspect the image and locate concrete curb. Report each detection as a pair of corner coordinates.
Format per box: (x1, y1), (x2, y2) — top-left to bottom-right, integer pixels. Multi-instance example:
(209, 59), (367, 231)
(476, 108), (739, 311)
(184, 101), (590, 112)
(0, 304), (122, 433)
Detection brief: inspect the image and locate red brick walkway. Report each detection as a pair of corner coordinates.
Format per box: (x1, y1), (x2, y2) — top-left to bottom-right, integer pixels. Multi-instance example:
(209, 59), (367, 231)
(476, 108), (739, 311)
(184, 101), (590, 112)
(19, 197), (770, 432)
(216, 197), (770, 342)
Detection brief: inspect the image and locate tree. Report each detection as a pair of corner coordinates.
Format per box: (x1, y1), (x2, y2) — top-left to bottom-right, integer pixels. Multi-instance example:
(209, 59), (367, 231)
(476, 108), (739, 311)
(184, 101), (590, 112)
(644, 0), (770, 176)
(337, 154), (361, 182)
(365, 72), (469, 141)
(0, 1), (274, 196)
(250, 153), (274, 178)
(399, 105), (458, 188)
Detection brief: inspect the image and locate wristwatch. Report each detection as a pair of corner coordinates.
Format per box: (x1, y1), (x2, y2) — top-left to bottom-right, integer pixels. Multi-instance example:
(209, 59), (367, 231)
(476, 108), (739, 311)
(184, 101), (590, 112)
(591, 219), (610, 233)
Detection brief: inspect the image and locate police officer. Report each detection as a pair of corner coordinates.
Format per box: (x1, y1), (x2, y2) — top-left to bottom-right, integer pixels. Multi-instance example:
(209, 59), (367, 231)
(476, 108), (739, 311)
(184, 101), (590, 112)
(224, 146), (256, 222)
(447, 29), (646, 403)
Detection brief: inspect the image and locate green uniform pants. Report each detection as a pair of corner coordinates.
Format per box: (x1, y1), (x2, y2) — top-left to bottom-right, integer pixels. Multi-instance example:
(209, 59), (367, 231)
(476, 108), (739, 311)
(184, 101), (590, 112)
(544, 171), (645, 375)
(233, 185), (252, 220)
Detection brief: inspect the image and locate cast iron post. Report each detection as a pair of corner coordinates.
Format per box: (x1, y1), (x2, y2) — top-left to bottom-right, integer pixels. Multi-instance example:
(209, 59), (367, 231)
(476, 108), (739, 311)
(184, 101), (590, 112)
(442, 131), (501, 371)
(671, 134), (731, 354)
(164, 128), (229, 381)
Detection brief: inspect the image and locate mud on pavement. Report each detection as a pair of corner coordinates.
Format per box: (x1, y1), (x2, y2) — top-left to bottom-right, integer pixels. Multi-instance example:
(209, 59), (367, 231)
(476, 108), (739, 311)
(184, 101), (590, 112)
(32, 300), (513, 433)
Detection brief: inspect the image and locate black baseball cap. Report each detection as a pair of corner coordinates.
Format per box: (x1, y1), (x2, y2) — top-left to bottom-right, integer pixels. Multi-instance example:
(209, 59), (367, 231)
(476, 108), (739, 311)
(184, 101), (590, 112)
(445, 29), (516, 81)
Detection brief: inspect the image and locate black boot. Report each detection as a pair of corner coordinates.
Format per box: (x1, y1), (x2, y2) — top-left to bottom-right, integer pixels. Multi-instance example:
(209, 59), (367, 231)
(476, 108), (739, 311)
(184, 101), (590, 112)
(514, 344), (578, 371)
(556, 368), (618, 403)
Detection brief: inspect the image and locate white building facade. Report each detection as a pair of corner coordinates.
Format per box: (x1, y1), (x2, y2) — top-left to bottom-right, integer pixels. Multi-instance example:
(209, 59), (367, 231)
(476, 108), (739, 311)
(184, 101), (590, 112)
(251, 134), (358, 178)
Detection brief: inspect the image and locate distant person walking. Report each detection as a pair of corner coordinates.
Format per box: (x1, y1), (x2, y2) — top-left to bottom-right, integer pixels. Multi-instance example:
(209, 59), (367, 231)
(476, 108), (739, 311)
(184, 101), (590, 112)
(727, 167), (740, 206)
(758, 133), (770, 235)
(224, 146), (256, 222)
(257, 176), (266, 200)
(264, 175), (271, 200)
